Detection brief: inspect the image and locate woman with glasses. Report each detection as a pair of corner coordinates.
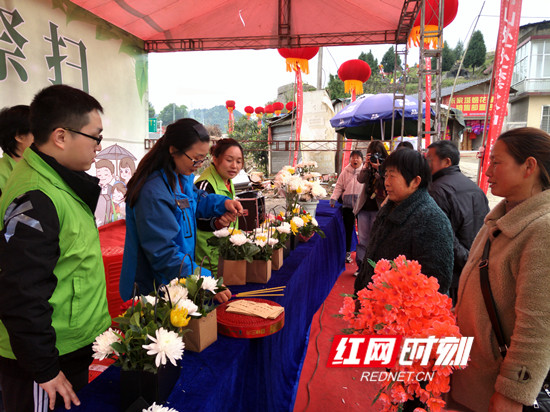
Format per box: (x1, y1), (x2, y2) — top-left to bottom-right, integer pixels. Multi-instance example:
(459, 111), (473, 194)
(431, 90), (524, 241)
(119, 118), (242, 302)
(195, 138), (244, 275)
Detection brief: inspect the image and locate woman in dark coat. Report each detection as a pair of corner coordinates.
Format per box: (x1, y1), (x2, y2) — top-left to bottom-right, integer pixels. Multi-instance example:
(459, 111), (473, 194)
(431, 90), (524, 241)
(354, 148), (453, 296)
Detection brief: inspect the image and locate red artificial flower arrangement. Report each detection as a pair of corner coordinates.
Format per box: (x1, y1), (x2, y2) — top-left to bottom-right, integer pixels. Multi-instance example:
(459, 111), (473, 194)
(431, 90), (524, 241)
(340, 256), (464, 412)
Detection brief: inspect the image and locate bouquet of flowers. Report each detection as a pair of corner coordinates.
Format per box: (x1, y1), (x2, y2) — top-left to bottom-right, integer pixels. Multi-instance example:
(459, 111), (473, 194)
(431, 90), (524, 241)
(207, 226), (260, 262)
(295, 211), (325, 240)
(340, 256), (463, 412)
(270, 213), (292, 248)
(249, 228), (279, 261)
(170, 272), (226, 317)
(92, 286), (190, 373)
(273, 165), (327, 210)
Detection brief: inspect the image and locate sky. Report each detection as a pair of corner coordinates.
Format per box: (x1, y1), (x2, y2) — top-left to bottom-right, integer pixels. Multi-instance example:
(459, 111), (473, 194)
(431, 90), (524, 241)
(148, 0), (550, 114)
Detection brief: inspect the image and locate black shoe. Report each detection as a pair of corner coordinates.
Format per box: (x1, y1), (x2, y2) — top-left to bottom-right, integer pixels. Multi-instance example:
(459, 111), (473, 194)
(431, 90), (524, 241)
(345, 252), (353, 264)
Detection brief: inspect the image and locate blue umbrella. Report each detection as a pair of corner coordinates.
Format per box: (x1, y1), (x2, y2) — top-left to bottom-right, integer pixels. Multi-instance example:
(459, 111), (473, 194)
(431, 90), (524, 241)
(330, 93), (433, 140)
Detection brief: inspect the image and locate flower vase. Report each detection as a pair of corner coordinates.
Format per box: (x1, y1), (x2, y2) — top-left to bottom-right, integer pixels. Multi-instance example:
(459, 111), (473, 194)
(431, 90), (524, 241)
(298, 199), (319, 218)
(246, 259), (272, 284)
(182, 309), (217, 352)
(119, 362), (181, 412)
(298, 233), (314, 243)
(272, 248), (284, 270)
(218, 257), (246, 285)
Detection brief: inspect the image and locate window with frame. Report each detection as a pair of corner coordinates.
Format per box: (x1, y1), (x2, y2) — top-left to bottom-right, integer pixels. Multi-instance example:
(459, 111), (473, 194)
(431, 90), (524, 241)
(530, 40), (550, 79)
(513, 43), (528, 85)
(541, 106), (550, 133)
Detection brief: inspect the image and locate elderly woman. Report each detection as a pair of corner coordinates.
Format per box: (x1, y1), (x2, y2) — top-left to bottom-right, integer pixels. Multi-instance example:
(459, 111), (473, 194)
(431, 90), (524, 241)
(354, 148), (453, 296)
(452, 127), (550, 412)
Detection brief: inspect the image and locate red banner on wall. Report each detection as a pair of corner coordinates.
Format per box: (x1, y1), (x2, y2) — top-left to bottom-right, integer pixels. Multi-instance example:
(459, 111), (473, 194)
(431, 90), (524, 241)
(478, 0), (523, 192)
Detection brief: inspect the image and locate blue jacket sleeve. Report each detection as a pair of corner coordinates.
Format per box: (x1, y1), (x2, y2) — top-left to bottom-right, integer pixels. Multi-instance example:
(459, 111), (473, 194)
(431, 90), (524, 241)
(193, 185), (229, 219)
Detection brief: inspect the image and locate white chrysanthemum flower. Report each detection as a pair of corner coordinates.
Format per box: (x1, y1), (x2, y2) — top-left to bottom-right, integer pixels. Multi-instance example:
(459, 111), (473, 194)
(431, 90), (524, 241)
(281, 165), (295, 174)
(311, 217), (319, 226)
(268, 238), (279, 246)
(309, 181), (327, 198)
(254, 238), (267, 247)
(288, 176), (306, 193)
(143, 295), (157, 306)
(213, 227), (231, 238)
(163, 283), (188, 305)
(291, 216), (305, 228)
(92, 328), (121, 360)
(229, 233), (248, 246)
(276, 222), (291, 234)
(176, 298), (200, 317)
(200, 276), (218, 293)
(142, 402), (179, 412)
(142, 328), (185, 367)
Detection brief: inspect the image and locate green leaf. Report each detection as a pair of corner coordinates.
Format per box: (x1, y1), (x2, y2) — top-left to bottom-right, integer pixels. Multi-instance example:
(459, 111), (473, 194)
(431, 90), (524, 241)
(374, 323), (384, 330)
(130, 311), (141, 327)
(384, 304), (393, 311)
(367, 259), (376, 268)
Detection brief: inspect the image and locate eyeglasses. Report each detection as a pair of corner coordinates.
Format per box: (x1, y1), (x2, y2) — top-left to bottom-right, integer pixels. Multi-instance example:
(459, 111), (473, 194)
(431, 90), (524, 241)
(182, 151), (208, 167)
(63, 127), (103, 145)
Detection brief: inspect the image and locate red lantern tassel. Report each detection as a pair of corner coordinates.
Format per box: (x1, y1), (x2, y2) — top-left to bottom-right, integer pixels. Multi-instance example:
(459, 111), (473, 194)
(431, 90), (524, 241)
(285, 58), (311, 75)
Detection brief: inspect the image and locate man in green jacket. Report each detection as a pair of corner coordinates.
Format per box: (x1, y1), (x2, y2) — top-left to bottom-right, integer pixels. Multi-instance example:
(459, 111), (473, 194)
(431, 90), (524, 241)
(0, 85), (111, 412)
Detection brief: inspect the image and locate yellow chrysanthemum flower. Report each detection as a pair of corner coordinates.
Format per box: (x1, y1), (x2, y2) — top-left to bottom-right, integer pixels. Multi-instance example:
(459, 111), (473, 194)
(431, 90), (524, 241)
(170, 307), (190, 328)
(179, 278), (186, 285)
(290, 221), (298, 234)
(302, 215), (310, 224)
(293, 207), (300, 214)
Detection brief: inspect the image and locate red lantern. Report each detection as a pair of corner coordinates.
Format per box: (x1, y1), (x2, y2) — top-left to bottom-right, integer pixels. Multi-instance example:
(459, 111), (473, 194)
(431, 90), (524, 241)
(255, 106), (265, 129)
(408, 0), (459, 48)
(273, 102), (284, 116)
(264, 104), (274, 117)
(277, 47), (319, 75)
(226, 100), (236, 132)
(285, 101), (295, 112)
(244, 105), (254, 120)
(338, 60), (372, 95)
(225, 100), (235, 110)
(254, 106), (264, 118)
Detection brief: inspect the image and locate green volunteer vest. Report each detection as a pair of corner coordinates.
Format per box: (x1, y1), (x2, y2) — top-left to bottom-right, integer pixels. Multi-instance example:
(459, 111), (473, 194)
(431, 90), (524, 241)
(0, 153), (16, 193)
(195, 165), (235, 276)
(0, 149), (111, 359)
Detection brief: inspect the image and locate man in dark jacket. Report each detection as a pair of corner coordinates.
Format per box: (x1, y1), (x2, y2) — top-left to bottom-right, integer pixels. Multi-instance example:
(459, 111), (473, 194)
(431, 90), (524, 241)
(427, 140), (489, 304)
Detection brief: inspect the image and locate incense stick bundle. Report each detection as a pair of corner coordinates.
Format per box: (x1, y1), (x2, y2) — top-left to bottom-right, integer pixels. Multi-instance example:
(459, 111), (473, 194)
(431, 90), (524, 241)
(233, 286), (285, 298)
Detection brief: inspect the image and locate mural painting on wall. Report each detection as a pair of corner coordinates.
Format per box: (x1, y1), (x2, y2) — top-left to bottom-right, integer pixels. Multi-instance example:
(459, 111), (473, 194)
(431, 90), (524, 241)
(94, 144), (137, 227)
(0, 7), (89, 91)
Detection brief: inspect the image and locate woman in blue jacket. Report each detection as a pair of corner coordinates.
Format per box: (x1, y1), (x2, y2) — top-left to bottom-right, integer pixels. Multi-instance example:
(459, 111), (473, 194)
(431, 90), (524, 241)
(120, 118), (242, 301)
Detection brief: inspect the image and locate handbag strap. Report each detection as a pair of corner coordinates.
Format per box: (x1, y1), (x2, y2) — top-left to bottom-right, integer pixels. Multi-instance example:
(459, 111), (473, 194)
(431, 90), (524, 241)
(479, 229), (509, 358)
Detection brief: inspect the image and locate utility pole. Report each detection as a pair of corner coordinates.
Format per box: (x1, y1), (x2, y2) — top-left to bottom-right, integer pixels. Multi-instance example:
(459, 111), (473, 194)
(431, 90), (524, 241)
(317, 47), (323, 90)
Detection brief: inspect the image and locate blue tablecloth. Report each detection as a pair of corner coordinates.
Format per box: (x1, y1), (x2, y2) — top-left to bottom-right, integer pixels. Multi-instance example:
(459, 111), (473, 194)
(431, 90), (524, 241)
(61, 200), (354, 412)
